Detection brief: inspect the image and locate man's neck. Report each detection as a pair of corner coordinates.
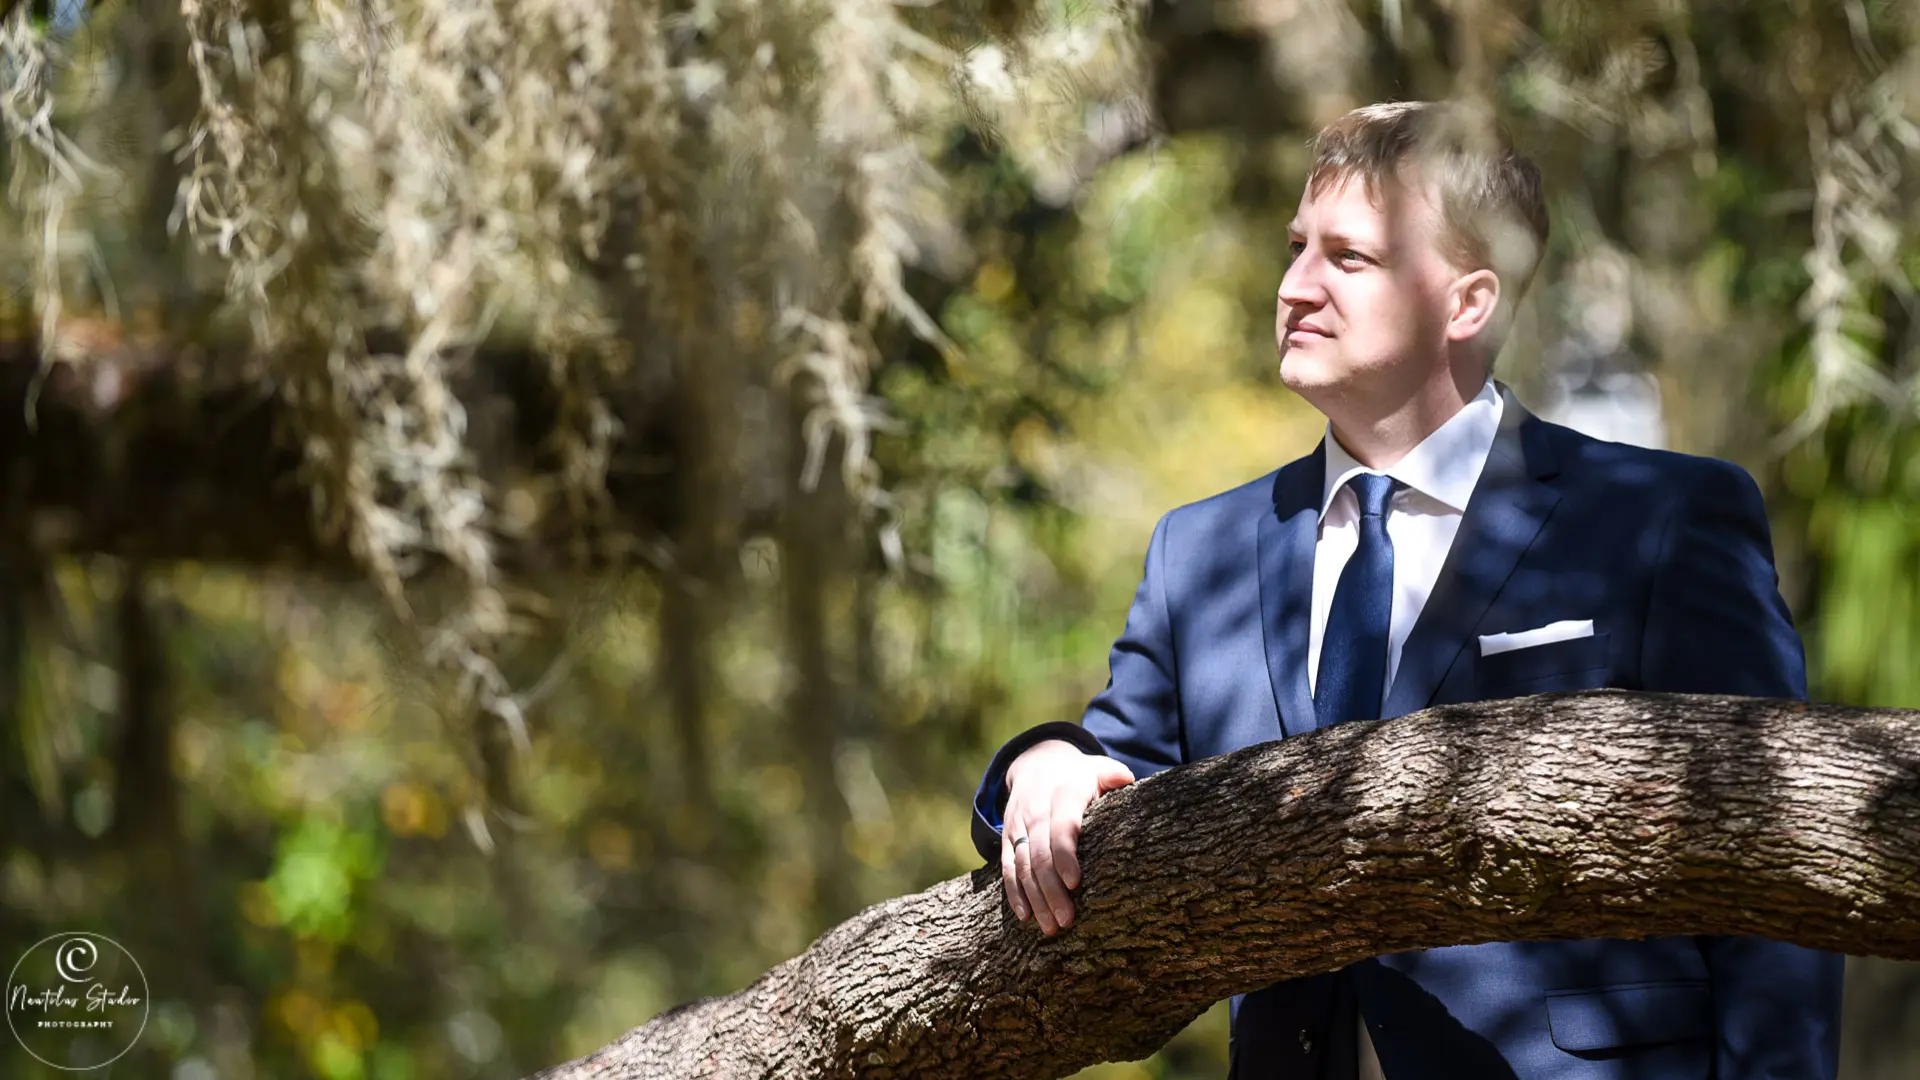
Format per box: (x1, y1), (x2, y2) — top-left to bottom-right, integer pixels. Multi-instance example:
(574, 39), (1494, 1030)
(1324, 366), (1487, 469)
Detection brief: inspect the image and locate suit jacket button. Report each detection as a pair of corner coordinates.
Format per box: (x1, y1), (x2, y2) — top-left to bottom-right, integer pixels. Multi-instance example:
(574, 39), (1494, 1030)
(1298, 1029), (1312, 1053)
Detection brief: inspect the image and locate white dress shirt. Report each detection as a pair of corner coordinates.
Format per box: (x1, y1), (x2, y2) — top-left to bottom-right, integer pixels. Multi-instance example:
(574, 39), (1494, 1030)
(1304, 379), (1505, 1080)
(1307, 380), (1505, 698)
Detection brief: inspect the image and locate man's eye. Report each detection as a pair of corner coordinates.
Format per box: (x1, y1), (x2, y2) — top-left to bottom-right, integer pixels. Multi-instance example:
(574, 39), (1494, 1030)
(1337, 249), (1368, 265)
(1287, 241), (1305, 257)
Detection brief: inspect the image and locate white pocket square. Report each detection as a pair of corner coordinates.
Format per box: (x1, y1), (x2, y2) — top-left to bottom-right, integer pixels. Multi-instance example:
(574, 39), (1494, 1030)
(1478, 619), (1595, 657)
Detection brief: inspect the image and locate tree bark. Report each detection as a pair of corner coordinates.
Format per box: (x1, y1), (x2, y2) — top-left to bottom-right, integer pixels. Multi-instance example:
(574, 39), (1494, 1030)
(527, 689), (1920, 1080)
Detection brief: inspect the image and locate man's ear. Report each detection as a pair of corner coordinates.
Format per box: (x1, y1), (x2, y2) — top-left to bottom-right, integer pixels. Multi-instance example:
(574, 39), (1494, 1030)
(1445, 269), (1502, 342)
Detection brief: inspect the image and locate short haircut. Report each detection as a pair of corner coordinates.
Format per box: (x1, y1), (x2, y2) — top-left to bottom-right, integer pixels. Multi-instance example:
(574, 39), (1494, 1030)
(1308, 101), (1549, 305)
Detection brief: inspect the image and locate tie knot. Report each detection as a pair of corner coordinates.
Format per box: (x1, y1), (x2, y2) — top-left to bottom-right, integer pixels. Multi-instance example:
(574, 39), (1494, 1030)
(1348, 473), (1397, 519)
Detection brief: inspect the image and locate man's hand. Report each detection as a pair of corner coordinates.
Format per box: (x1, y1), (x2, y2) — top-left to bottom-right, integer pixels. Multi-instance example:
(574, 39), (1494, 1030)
(1001, 739), (1136, 934)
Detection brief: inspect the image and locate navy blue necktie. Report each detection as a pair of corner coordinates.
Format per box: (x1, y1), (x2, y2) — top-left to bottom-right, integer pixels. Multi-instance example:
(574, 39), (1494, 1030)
(1315, 473), (1398, 729)
(1312, 473), (1399, 1080)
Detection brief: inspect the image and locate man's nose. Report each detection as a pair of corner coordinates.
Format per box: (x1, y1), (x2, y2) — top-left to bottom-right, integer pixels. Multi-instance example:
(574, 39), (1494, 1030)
(1277, 253), (1321, 309)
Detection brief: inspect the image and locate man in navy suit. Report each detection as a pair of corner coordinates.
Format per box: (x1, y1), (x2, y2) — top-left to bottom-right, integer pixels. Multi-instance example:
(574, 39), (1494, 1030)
(968, 102), (1843, 1079)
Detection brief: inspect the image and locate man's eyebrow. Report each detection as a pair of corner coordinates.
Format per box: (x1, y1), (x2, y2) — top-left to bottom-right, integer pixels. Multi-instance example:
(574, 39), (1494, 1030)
(1320, 230), (1384, 252)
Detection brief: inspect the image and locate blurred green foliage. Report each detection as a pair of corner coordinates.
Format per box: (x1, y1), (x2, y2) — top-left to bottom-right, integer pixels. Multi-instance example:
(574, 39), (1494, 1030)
(0, 122), (1315, 1079)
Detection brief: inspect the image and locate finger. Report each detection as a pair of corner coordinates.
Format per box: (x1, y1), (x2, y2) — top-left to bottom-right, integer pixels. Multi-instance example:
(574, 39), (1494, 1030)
(1057, 812), (1084, 891)
(1001, 826), (1028, 920)
(1095, 759), (1137, 793)
(1030, 794), (1076, 930)
(1015, 816), (1055, 934)
(1011, 811), (1045, 928)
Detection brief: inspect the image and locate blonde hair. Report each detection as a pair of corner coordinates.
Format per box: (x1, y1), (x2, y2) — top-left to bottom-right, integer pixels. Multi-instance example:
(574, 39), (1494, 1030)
(1308, 101), (1549, 303)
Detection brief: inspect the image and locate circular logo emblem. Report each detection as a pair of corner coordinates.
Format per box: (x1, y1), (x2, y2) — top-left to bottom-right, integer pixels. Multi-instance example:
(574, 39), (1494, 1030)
(6, 933), (149, 1070)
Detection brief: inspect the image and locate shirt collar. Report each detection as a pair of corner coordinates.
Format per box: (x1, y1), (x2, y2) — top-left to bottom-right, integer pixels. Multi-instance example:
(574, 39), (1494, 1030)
(1319, 380), (1504, 520)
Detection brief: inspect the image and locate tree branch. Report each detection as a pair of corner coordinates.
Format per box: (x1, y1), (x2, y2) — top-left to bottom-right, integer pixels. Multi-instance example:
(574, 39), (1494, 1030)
(528, 690), (1920, 1080)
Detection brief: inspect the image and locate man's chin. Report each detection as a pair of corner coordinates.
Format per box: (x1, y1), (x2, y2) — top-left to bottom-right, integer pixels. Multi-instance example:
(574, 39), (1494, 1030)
(1277, 351), (1346, 399)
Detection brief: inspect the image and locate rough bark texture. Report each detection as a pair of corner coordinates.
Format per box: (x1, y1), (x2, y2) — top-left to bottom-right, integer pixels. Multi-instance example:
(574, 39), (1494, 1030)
(527, 690), (1920, 1080)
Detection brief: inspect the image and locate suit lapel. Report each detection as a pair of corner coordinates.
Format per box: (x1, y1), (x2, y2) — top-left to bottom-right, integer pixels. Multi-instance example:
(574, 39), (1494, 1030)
(1259, 447), (1324, 740)
(1382, 388), (1561, 719)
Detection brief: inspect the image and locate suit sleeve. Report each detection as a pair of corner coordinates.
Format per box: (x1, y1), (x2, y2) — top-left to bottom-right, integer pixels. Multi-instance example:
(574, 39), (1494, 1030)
(970, 512), (1187, 862)
(1642, 459), (1844, 1080)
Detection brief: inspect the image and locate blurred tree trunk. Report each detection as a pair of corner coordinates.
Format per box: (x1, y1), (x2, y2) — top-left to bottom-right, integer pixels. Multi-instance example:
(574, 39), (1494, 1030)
(113, 567), (216, 1003)
(0, 557), (47, 860)
(113, 0), (214, 334)
(780, 390), (861, 928)
(109, 562), (175, 853)
(1843, 957), (1920, 1080)
(528, 690), (1920, 1080)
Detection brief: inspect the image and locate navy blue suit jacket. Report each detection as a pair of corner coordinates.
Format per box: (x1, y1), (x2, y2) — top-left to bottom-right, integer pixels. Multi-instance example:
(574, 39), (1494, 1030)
(971, 389), (1843, 1079)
